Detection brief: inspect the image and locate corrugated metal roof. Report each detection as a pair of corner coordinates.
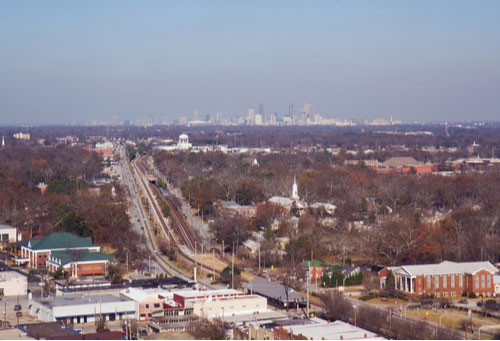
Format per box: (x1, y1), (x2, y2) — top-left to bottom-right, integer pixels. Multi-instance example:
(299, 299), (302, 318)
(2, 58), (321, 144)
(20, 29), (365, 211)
(243, 276), (304, 303)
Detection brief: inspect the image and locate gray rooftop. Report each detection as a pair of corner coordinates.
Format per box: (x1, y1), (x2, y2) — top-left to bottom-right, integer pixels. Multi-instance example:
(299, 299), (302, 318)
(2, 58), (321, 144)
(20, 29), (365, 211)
(243, 276), (305, 303)
(37, 294), (130, 308)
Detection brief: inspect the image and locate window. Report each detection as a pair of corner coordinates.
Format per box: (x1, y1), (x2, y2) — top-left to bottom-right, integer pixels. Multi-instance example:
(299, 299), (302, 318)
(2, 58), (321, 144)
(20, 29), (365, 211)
(481, 275), (485, 289)
(145, 304), (149, 309)
(435, 276), (439, 289)
(451, 275), (455, 288)
(154, 303), (160, 308)
(487, 275), (491, 288)
(443, 292), (448, 297)
(475, 276), (479, 288)
(427, 276), (431, 289)
(443, 276), (447, 289)
(459, 274), (463, 288)
(451, 292), (456, 297)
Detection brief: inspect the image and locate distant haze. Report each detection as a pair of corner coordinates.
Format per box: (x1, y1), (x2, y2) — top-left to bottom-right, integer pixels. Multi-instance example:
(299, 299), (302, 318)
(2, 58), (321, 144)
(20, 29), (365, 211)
(1, 0), (500, 125)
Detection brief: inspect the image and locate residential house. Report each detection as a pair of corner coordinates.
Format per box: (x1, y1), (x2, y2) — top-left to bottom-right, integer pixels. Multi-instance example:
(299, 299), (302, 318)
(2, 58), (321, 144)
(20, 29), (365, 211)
(300, 259), (329, 280)
(216, 200), (257, 218)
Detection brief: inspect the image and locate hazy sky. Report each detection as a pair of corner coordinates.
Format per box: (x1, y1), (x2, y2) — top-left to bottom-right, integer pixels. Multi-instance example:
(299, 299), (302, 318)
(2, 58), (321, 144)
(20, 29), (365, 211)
(1, 0), (500, 125)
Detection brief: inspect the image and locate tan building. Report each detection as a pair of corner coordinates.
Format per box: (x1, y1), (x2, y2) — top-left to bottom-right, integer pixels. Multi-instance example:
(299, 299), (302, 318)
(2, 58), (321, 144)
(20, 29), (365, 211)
(188, 294), (267, 319)
(120, 287), (164, 321)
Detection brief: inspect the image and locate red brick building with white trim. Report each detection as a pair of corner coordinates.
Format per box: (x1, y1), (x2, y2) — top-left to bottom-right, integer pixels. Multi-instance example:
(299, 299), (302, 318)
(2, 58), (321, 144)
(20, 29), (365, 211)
(378, 261), (498, 298)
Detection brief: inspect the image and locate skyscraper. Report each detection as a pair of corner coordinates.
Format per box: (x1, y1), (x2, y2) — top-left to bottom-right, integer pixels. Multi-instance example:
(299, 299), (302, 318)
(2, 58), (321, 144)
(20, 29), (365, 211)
(247, 109), (255, 125)
(258, 102), (264, 116)
(255, 114), (263, 125)
(304, 103), (314, 116)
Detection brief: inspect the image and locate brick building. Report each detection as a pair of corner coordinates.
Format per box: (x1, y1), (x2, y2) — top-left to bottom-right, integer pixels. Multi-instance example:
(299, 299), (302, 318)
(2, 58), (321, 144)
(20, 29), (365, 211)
(378, 261), (498, 298)
(19, 232), (112, 278)
(216, 200), (257, 218)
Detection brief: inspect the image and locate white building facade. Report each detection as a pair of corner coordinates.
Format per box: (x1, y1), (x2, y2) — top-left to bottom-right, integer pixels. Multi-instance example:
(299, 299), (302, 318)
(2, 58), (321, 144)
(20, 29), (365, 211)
(0, 271), (27, 296)
(29, 294), (135, 324)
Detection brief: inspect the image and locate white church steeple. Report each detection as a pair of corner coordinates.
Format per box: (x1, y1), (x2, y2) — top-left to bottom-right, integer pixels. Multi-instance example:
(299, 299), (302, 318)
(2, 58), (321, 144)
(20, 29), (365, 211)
(291, 175), (299, 200)
(1, 136), (4, 147)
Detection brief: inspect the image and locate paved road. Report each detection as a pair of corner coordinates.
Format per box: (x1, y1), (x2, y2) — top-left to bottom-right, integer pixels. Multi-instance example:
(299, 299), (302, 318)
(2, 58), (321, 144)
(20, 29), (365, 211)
(118, 145), (190, 281)
(0, 295), (38, 326)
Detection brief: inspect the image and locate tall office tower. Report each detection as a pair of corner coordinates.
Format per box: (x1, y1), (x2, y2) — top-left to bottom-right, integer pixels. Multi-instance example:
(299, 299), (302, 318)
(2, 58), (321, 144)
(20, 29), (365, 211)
(255, 114), (263, 125)
(193, 110), (199, 121)
(258, 102), (264, 116)
(289, 103), (294, 116)
(216, 111), (222, 123)
(304, 103), (314, 116)
(247, 109), (255, 125)
(270, 112), (277, 125)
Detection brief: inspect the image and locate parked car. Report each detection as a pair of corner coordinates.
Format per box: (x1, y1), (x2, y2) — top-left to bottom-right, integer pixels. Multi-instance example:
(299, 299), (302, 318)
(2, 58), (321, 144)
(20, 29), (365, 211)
(458, 299), (468, 304)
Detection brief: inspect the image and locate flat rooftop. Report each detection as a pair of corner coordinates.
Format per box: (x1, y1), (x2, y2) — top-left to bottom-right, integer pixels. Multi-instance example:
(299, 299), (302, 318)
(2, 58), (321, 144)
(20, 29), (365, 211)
(36, 294), (130, 308)
(221, 310), (287, 324)
(0, 271), (26, 281)
(281, 319), (385, 340)
(175, 288), (242, 298)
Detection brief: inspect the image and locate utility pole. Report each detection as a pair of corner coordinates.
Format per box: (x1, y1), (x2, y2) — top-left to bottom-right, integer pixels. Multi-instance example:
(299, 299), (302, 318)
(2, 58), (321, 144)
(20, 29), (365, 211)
(306, 266), (310, 318)
(258, 244), (261, 273)
(194, 242), (197, 280)
(232, 241), (235, 289)
(126, 251), (129, 274)
(16, 295), (20, 327)
(212, 249), (215, 282)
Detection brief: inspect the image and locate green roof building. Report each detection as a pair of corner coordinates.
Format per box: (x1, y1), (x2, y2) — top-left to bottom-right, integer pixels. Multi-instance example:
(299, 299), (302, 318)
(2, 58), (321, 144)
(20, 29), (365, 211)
(19, 232), (112, 278)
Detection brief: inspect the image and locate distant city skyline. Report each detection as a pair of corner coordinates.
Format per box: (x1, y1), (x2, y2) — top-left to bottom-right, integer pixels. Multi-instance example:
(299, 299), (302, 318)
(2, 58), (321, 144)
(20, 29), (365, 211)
(1, 0), (500, 125)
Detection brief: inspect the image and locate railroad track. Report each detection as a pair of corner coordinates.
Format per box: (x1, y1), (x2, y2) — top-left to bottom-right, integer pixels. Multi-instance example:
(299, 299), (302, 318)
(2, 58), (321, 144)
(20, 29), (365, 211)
(131, 156), (223, 276)
(135, 157), (197, 251)
(120, 150), (190, 281)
